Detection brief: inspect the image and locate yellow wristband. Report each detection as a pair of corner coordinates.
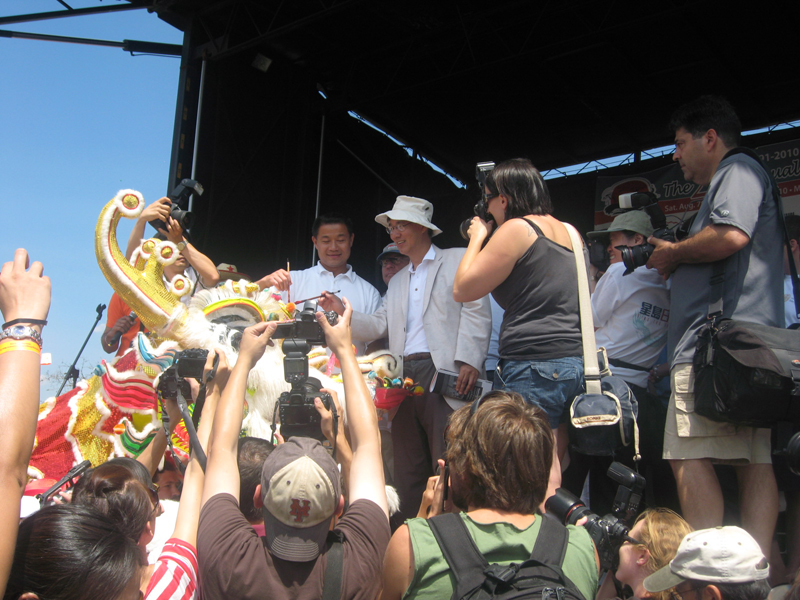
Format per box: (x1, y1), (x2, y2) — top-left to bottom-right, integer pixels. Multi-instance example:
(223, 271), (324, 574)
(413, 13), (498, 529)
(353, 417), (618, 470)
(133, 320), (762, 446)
(0, 339), (42, 356)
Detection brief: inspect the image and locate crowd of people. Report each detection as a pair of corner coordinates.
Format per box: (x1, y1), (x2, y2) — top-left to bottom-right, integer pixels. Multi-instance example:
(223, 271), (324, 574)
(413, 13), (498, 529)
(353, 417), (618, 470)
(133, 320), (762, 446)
(2, 94), (799, 600)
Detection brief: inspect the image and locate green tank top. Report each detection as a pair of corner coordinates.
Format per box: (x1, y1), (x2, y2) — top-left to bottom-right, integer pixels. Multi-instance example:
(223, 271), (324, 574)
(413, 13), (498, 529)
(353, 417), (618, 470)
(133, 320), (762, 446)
(404, 514), (598, 600)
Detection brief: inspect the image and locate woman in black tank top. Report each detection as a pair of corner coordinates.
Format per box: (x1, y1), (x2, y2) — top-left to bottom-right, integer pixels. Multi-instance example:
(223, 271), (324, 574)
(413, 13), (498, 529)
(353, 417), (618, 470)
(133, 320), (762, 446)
(454, 158), (583, 476)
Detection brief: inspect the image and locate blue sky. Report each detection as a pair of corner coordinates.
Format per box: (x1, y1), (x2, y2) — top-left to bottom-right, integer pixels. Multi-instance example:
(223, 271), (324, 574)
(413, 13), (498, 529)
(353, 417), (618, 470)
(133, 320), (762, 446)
(0, 1), (183, 397)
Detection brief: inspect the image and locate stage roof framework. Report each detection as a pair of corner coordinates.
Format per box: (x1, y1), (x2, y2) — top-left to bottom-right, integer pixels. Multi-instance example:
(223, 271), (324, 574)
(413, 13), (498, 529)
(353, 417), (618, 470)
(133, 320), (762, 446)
(5, 0), (800, 282)
(151, 0), (800, 183)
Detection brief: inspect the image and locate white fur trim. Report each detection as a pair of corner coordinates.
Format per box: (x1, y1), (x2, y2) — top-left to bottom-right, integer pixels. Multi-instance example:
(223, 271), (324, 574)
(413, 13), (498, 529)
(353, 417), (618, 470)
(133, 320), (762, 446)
(114, 189), (145, 218)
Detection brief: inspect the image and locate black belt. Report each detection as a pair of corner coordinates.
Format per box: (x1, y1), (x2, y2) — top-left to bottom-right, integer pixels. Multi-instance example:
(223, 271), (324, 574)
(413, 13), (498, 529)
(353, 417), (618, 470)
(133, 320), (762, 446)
(404, 352), (432, 362)
(608, 358), (649, 372)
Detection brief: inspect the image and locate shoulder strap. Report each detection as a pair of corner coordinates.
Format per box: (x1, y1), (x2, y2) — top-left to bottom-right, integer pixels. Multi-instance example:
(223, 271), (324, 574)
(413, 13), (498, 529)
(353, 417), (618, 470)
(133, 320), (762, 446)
(529, 518), (588, 600)
(564, 223), (601, 395)
(428, 513), (490, 600)
(322, 530), (344, 600)
(520, 217), (545, 237)
(531, 514), (568, 566)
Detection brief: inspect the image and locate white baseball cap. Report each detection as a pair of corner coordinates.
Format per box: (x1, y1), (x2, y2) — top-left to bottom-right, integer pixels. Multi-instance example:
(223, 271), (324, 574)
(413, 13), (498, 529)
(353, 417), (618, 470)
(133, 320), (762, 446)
(644, 527), (769, 592)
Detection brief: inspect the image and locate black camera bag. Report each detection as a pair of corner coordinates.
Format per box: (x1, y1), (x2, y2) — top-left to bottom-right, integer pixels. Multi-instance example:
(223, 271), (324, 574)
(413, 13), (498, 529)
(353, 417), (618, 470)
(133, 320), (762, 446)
(693, 147), (800, 428)
(694, 318), (800, 427)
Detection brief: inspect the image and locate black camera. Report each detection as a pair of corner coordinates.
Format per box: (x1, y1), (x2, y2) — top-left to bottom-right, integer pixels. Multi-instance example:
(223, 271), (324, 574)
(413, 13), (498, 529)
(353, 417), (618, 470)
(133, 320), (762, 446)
(460, 161), (496, 240)
(157, 348), (209, 400)
(545, 462), (645, 571)
(273, 301), (333, 346)
(273, 302), (339, 441)
(279, 377), (333, 441)
(612, 192), (692, 275)
(588, 238), (611, 273)
(149, 178), (204, 234)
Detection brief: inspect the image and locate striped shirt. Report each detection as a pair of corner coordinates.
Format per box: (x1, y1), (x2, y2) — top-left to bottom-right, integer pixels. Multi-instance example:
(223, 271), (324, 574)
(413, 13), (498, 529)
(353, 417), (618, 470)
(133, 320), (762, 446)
(145, 538), (198, 600)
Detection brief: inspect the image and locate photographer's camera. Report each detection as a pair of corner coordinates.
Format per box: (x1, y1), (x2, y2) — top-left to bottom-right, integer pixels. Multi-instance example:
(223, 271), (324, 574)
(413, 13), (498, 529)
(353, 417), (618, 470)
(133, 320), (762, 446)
(272, 301), (339, 441)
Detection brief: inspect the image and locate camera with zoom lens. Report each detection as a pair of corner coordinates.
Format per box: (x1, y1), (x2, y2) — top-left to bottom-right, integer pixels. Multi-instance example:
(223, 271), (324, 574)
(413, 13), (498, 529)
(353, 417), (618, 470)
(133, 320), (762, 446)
(273, 301), (335, 346)
(279, 377), (333, 441)
(274, 301), (339, 441)
(157, 348), (209, 399)
(460, 161), (496, 240)
(545, 462), (645, 571)
(149, 178), (204, 235)
(612, 192), (693, 275)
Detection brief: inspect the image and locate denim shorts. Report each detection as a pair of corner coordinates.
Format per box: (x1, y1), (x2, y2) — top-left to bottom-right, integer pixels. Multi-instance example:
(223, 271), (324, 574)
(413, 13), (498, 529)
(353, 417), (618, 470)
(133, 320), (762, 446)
(494, 356), (584, 429)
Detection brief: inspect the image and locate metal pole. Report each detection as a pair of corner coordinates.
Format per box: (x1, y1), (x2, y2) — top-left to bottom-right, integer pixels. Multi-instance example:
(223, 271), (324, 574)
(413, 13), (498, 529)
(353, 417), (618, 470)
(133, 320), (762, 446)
(312, 114), (326, 265)
(189, 57), (207, 212)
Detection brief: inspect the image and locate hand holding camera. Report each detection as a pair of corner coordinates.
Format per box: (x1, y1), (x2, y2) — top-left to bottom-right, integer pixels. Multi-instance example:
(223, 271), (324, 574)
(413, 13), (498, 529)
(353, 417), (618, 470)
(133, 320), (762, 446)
(316, 297), (350, 355)
(239, 321), (278, 371)
(464, 216), (494, 244)
(315, 388), (343, 445)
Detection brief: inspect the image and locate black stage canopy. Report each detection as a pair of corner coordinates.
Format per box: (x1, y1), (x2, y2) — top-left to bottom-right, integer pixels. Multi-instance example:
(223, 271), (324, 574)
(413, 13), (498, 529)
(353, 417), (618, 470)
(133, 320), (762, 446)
(26, 0), (800, 286)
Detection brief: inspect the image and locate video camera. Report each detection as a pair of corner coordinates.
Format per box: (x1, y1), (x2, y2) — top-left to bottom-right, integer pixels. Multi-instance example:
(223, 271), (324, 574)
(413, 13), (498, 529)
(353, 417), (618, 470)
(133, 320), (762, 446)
(149, 178), (204, 235)
(545, 462), (645, 571)
(273, 302), (339, 441)
(612, 192), (693, 275)
(459, 161), (496, 240)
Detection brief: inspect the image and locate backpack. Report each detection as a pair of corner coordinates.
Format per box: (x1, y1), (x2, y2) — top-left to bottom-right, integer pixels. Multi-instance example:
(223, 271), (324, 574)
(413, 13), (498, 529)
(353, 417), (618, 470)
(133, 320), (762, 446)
(427, 513), (588, 600)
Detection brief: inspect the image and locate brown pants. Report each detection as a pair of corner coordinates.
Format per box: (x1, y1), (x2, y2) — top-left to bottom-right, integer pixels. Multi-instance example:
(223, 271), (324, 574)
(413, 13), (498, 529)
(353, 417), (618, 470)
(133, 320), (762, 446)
(391, 356), (453, 524)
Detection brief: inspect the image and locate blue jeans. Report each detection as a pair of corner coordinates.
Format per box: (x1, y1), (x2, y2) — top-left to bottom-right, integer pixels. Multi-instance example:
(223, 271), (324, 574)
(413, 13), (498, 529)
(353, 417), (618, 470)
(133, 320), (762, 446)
(494, 356), (584, 429)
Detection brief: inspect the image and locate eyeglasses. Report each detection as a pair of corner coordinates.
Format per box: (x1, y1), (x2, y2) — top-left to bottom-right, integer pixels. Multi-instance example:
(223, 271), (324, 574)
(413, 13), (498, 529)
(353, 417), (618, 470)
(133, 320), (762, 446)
(147, 483), (164, 516)
(670, 585), (707, 600)
(385, 222), (409, 235)
(148, 482), (160, 502)
(381, 256), (407, 267)
(484, 192), (500, 202)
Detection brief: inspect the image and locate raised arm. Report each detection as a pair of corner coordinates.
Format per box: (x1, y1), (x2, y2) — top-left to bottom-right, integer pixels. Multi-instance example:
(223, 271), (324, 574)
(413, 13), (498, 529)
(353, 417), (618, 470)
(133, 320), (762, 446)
(315, 389), (353, 491)
(171, 351), (230, 545)
(201, 322), (276, 507)
(160, 218), (220, 288)
(126, 197), (171, 260)
(136, 395), (184, 477)
(0, 249), (51, 596)
(317, 299), (388, 517)
(453, 218), (530, 302)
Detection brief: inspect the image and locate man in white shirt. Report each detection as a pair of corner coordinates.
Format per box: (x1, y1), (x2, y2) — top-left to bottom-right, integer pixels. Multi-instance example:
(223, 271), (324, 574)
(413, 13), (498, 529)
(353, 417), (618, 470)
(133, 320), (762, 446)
(257, 214), (381, 354)
(580, 209), (674, 514)
(320, 196), (491, 522)
(588, 210), (670, 388)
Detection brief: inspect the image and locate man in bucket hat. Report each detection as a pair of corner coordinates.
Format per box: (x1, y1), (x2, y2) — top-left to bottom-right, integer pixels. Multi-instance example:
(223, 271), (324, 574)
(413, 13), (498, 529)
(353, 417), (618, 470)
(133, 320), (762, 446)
(321, 195), (491, 523)
(578, 210), (673, 514)
(644, 526), (771, 600)
(197, 301), (390, 599)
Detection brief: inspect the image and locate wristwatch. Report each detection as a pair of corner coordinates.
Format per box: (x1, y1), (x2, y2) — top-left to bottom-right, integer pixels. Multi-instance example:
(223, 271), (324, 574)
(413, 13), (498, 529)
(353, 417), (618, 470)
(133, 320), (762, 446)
(0, 324), (43, 347)
(176, 241), (187, 252)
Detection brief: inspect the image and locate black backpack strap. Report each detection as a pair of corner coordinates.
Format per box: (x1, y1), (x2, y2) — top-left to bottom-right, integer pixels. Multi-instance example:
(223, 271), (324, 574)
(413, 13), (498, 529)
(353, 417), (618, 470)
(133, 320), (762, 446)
(322, 530), (344, 600)
(428, 513), (491, 600)
(530, 517), (587, 600)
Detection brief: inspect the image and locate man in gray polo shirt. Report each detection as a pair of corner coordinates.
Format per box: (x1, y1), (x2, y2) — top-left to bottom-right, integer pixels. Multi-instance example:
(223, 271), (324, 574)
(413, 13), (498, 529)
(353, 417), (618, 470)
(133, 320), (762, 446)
(646, 96), (782, 555)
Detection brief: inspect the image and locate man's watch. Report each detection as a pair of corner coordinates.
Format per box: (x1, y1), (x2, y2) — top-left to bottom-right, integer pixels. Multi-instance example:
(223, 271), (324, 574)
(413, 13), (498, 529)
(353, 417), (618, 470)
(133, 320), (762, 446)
(176, 241), (187, 252)
(0, 325), (43, 348)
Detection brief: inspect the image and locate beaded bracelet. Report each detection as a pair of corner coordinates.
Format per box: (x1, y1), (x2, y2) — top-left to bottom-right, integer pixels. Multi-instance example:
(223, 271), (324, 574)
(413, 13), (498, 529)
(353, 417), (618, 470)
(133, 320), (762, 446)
(0, 339), (41, 356)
